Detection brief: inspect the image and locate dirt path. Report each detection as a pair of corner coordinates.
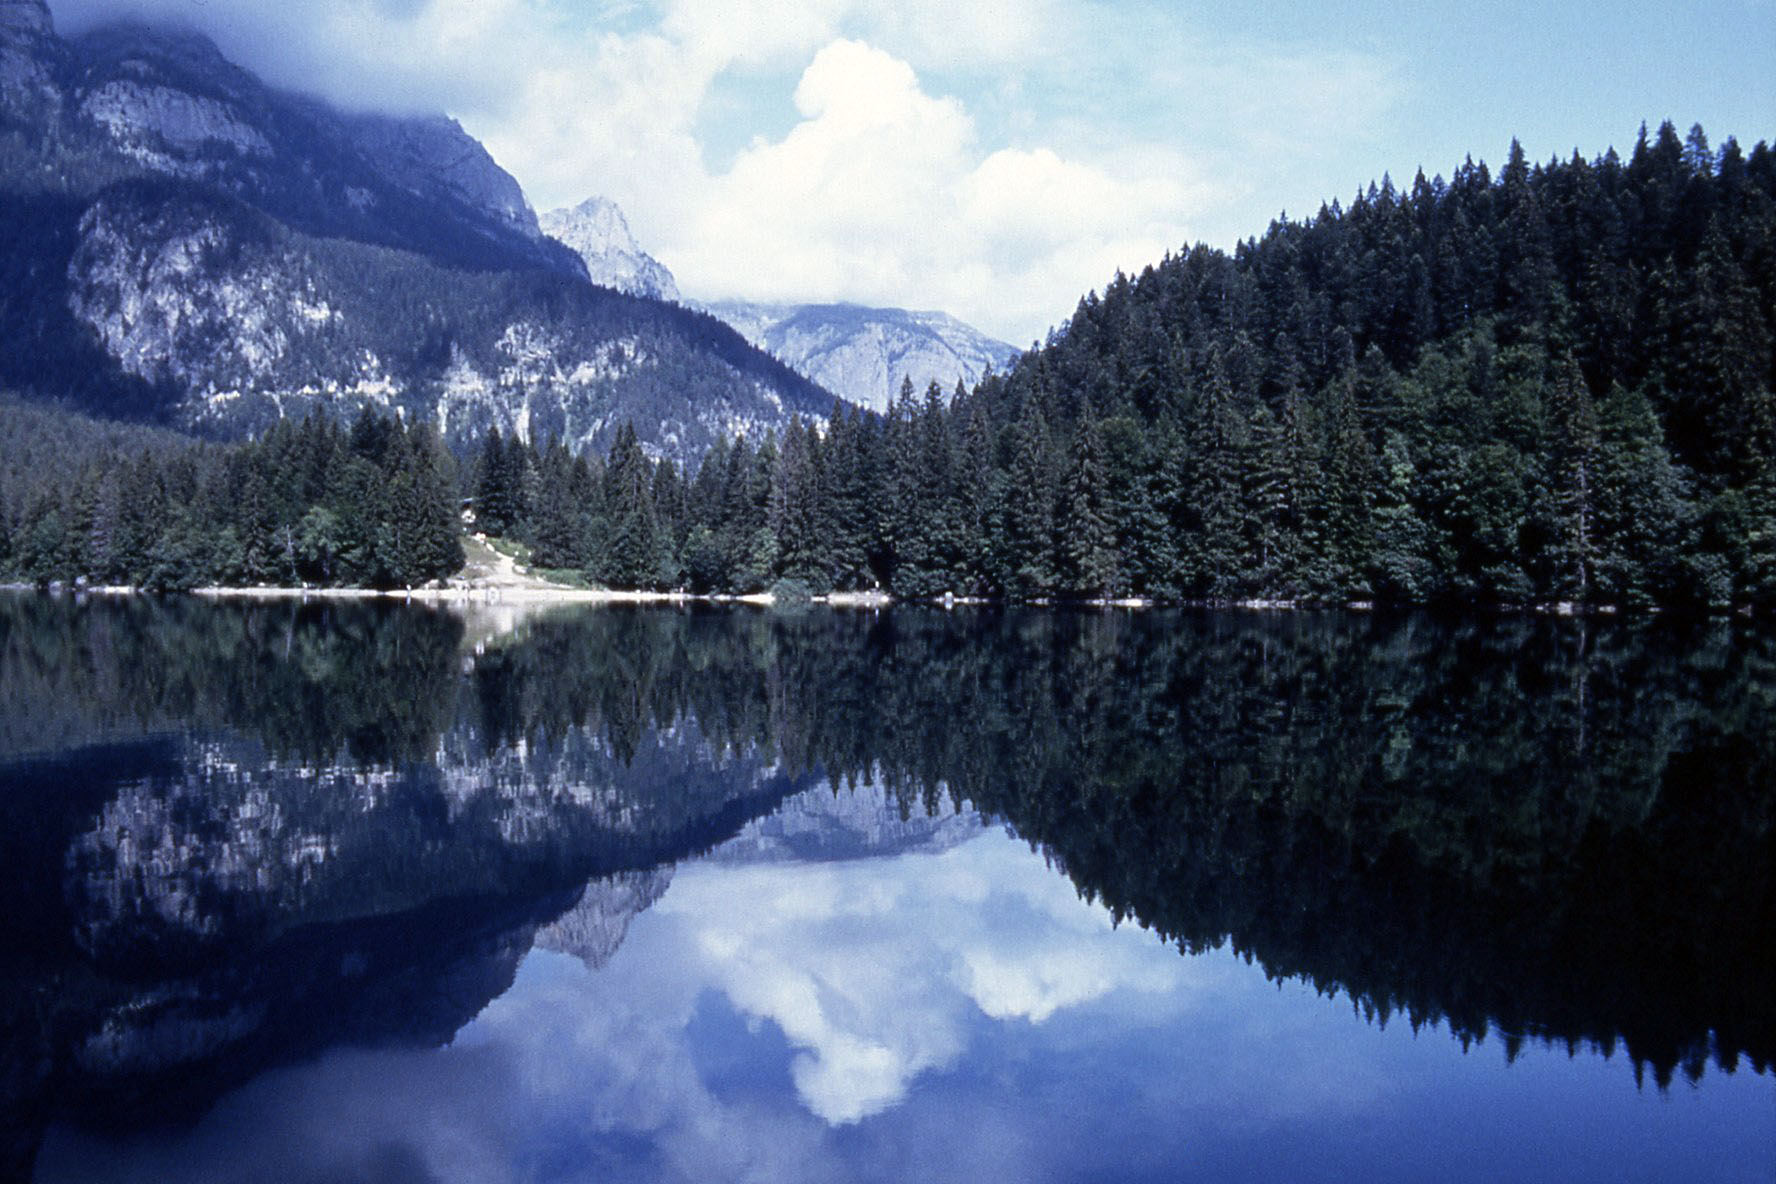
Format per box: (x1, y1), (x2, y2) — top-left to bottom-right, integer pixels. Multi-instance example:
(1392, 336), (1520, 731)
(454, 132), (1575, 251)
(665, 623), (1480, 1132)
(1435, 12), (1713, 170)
(456, 535), (570, 591)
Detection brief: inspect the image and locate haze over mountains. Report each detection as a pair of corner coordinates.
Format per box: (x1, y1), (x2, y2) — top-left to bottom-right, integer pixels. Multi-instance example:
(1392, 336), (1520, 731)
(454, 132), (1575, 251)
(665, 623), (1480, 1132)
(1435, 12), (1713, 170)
(541, 193), (1018, 412)
(0, 0), (842, 462)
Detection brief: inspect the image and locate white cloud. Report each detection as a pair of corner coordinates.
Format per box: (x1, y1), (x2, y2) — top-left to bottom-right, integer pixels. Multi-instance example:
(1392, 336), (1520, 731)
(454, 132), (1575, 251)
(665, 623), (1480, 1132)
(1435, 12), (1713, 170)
(659, 39), (1194, 342)
(652, 832), (1186, 1123)
(32, 829), (1450, 1184)
(43, 1), (1399, 342)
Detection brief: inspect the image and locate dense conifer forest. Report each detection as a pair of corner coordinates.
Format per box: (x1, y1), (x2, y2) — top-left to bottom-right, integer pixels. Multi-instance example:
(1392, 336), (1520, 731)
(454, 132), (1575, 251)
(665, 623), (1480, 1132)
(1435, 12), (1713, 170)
(2, 121), (1772, 606)
(463, 121), (1776, 609)
(0, 398), (461, 589)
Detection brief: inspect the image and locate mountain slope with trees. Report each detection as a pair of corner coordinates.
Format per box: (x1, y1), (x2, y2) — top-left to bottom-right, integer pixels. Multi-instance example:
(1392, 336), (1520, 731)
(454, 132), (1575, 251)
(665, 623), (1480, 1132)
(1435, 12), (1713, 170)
(5, 120), (1770, 607)
(493, 120), (1765, 608)
(0, 0), (837, 462)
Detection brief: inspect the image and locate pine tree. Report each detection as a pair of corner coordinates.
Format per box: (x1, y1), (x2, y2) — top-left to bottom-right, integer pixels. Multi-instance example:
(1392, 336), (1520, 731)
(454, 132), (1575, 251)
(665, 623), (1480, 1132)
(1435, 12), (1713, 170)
(1058, 411), (1119, 598)
(403, 421), (465, 583)
(598, 422), (665, 589)
(822, 404), (874, 590)
(1184, 348), (1243, 598)
(1547, 357), (1600, 599)
(530, 435), (584, 570)
(770, 418), (831, 591)
(1592, 385), (1686, 606)
(1320, 370), (1378, 595)
(1000, 403), (1056, 599)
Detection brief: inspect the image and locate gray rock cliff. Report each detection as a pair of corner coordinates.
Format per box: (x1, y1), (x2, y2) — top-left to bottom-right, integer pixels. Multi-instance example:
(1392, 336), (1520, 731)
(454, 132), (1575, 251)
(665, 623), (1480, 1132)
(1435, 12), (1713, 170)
(542, 195), (678, 301)
(698, 300), (1017, 413)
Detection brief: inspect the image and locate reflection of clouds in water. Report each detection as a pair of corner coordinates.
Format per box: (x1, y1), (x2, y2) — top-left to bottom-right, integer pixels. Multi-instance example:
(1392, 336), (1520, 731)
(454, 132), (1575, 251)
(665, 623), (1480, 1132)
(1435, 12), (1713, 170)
(653, 834), (1185, 1122)
(37, 831), (1401, 1183)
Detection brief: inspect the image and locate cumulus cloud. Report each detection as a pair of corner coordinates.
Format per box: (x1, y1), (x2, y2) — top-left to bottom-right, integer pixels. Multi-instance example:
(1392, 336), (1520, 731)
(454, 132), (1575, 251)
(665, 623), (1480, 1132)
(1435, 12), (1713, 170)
(41, 0), (1398, 342)
(650, 832), (1188, 1123)
(34, 830), (1414, 1184)
(661, 40), (1197, 343)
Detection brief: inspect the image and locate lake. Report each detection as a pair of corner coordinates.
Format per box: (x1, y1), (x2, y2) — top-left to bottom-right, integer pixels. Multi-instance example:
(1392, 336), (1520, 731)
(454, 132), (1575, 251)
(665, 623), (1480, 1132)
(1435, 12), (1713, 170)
(1, 595), (1771, 1182)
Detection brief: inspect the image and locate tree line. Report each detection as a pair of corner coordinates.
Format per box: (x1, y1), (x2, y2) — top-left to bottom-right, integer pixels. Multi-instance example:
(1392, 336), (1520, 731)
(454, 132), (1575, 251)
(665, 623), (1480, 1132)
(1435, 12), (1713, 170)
(0, 402), (461, 589)
(3, 120), (1772, 607)
(468, 121), (1776, 609)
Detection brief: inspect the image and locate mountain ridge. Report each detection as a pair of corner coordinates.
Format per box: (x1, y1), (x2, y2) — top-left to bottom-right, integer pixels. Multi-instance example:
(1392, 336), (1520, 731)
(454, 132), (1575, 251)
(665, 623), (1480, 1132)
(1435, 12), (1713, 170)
(696, 298), (1018, 412)
(0, 0), (841, 462)
(536, 188), (1018, 412)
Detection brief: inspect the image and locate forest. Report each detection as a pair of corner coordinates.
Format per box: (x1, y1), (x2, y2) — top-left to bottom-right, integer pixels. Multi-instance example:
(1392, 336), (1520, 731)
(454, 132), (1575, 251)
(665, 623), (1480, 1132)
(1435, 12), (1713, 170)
(0, 397), (462, 590)
(2, 596), (1769, 1087)
(421, 120), (1776, 609)
(1, 120), (1772, 607)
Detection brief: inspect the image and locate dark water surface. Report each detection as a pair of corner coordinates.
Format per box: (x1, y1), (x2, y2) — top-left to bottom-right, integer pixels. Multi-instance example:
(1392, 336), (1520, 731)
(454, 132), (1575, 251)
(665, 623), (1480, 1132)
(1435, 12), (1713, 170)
(1, 594), (1771, 1182)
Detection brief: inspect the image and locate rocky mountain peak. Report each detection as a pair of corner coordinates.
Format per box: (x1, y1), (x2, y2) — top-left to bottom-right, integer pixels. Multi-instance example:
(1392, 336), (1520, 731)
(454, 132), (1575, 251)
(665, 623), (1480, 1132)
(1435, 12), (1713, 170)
(541, 195), (679, 302)
(344, 111), (543, 241)
(697, 299), (1017, 412)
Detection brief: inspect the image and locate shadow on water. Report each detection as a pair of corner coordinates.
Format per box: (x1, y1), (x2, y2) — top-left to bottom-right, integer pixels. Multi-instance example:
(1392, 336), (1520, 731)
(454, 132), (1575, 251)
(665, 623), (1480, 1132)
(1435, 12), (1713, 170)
(0, 594), (1770, 1175)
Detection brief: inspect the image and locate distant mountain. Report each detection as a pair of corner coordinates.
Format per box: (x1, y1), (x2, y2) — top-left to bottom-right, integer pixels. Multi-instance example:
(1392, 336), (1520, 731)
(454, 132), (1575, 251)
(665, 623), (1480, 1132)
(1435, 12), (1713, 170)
(698, 299), (1019, 413)
(540, 191), (1017, 412)
(709, 781), (983, 865)
(541, 195), (679, 302)
(0, 0), (836, 462)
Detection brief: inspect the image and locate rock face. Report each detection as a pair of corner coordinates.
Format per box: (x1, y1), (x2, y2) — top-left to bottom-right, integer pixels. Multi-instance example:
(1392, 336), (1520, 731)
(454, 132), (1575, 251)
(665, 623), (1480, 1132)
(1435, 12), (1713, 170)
(710, 781), (983, 864)
(344, 111), (542, 243)
(542, 196), (679, 302)
(0, 0), (61, 123)
(0, 6), (838, 462)
(534, 868), (674, 970)
(540, 192), (1017, 412)
(698, 300), (1018, 413)
(0, 0), (51, 35)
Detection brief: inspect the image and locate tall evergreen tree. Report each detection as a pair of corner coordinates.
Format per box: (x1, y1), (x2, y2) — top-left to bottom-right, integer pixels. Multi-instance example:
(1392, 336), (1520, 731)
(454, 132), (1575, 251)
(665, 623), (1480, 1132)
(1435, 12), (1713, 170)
(598, 422), (665, 589)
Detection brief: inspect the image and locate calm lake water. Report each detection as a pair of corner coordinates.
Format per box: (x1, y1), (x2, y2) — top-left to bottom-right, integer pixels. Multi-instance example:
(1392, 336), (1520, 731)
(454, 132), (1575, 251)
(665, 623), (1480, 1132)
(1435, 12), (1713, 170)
(1, 595), (1772, 1182)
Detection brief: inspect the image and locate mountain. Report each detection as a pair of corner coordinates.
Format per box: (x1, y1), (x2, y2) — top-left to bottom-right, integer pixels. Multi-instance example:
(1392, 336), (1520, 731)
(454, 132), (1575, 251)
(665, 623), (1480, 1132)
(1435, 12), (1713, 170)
(698, 299), (1019, 413)
(537, 192), (1016, 412)
(709, 781), (983, 865)
(0, 1), (836, 462)
(541, 195), (679, 302)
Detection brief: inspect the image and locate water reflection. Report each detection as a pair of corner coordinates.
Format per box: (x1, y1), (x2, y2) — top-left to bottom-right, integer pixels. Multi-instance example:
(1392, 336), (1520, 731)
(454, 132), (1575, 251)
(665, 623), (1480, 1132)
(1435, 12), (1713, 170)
(1, 594), (1772, 1179)
(33, 832), (1776, 1184)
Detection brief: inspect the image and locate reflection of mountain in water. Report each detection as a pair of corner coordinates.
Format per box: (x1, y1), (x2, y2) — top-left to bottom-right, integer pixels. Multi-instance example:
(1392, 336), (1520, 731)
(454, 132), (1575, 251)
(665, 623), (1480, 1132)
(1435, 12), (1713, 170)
(66, 719), (799, 966)
(0, 597), (833, 1176)
(536, 784), (984, 972)
(536, 869), (673, 970)
(711, 781), (984, 865)
(0, 595), (1771, 1176)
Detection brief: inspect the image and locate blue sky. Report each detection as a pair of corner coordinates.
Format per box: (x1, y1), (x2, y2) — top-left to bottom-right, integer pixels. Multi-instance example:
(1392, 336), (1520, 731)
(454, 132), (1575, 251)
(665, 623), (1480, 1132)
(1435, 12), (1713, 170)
(46, 0), (1776, 343)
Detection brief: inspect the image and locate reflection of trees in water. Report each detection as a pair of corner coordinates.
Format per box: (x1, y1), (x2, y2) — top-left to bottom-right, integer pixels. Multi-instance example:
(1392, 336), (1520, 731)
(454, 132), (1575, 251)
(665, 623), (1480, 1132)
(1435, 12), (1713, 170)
(1, 597), (1771, 1099)
(818, 610), (1773, 1089)
(469, 605), (1773, 1088)
(0, 594), (465, 765)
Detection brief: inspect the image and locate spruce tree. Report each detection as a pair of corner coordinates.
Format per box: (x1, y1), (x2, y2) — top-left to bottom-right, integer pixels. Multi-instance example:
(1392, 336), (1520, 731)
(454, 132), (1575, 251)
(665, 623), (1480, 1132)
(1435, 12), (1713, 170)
(1001, 404), (1057, 599)
(1184, 348), (1244, 598)
(598, 422), (665, 589)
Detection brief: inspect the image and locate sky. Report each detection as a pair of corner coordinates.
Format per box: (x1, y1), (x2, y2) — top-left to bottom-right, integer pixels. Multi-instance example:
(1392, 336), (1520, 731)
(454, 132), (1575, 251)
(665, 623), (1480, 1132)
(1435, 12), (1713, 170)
(43, 0), (1776, 345)
(38, 828), (1776, 1181)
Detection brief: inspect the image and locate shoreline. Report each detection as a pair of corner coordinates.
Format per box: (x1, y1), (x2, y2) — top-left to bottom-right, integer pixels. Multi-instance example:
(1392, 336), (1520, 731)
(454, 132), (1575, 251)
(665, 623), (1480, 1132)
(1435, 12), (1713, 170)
(0, 582), (896, 609)
(3, 582), (1764, 618)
